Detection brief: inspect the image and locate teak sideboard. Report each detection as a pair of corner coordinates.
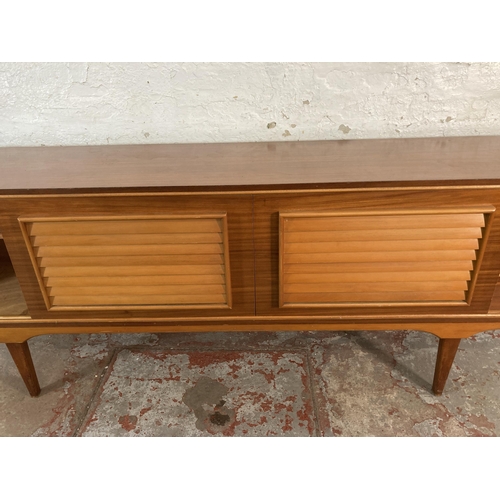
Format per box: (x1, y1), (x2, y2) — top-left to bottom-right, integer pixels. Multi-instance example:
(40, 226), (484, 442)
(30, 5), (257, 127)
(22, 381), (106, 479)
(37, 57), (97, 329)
(2, 136), (500, 397)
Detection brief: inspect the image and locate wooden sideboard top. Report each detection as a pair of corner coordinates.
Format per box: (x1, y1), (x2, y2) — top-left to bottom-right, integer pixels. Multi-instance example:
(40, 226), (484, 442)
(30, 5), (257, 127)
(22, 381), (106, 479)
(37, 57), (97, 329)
(1, 135), (500, 194)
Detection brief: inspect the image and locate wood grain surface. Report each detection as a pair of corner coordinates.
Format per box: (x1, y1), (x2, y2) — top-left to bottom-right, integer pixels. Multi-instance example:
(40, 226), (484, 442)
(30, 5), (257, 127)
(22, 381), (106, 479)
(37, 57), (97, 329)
(1, 136), (500, 193)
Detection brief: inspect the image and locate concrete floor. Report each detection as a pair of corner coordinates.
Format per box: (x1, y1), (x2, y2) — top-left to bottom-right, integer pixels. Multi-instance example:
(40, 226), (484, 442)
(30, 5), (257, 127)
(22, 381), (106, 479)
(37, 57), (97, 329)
(1, 329), (499, 436)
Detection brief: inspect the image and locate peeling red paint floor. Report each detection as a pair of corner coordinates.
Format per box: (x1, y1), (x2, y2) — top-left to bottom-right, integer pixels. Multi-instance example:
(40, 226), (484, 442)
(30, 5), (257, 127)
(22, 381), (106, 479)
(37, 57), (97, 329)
(78, 349), (316, 436)
(1, 330), (500, 436)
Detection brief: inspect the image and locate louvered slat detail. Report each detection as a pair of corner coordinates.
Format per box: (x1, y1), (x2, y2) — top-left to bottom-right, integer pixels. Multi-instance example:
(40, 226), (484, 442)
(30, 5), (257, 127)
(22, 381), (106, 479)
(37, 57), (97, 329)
(21, 215), (232, 310)
(280, 208), (494, 308)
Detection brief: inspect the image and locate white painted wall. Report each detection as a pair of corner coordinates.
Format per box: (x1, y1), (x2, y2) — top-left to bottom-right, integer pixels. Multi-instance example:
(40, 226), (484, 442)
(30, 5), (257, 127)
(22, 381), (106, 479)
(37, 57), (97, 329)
(1, 62), (499, 147)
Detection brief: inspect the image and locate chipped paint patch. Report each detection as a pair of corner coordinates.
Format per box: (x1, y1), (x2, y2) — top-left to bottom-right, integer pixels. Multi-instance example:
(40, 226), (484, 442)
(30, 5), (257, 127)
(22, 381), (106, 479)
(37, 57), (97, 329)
(310, 330), (500, 436)
(118, 414), (138, 431)
(78, 349), (316, 436)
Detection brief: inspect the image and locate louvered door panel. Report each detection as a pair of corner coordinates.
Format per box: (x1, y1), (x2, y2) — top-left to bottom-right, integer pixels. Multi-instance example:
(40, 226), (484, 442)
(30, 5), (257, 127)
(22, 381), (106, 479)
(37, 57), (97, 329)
(280, 208), (494, 308)
(20, 215), (232, 311)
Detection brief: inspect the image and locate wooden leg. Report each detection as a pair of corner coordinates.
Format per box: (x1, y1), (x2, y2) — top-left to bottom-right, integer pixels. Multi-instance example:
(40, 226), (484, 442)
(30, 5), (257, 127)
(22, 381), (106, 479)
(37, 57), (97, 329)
(432, 338), (461, 396)
(6, 341), (41, 397)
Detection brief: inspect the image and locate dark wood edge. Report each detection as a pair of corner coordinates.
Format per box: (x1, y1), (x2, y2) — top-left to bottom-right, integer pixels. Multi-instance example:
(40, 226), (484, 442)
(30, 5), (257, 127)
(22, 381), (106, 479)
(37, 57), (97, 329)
(432, 338), (461, 395)
(6, 341), (41, 397)
(3, 180), (500, 197)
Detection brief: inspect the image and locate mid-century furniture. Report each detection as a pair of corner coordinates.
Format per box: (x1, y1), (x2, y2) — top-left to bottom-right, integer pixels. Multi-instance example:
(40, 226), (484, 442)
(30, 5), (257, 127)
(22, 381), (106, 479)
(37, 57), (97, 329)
(1, 136), (500, 397)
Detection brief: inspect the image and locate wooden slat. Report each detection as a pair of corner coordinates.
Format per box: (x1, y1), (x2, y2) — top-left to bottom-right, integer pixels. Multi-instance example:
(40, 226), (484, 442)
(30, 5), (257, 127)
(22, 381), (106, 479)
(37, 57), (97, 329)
(25, 215), (232, 310)
(38, 254), (224, 267)
(283, 227), (482, 242)
(41, 264), (225, 277)
(31, 232), (223, 246)
(35, 243), (224, 257)
(284, 239), (479, 254)
(283, 271), (471, 284)
(284, 281), (468, 294)
(48, 284), (227, 296)
(284, 250), (478, 264)
(50, 294), (227, 306)
(44, 274), (226, 287)
(286, 261), (475, 274)
(279, 210), (488, 308)
(283, 291), (466, 303)
(28, 218), (222, 236)
(284, 213), (485, 232)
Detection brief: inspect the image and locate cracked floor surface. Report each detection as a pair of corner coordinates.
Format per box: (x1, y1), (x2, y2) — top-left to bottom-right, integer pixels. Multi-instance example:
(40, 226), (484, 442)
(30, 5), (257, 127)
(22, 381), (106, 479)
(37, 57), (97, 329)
(1, 330), (499, 436)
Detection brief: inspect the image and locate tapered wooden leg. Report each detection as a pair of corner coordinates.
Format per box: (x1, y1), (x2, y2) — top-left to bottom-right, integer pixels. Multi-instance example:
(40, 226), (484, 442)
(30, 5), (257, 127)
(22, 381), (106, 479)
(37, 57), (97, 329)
(6, 341), (41, 397)
(432, 338), (461, 396)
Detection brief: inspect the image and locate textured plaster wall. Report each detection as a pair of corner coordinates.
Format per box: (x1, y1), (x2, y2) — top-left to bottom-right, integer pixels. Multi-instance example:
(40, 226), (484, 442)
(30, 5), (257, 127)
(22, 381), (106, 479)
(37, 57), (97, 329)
(1, 62), (500, 147)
